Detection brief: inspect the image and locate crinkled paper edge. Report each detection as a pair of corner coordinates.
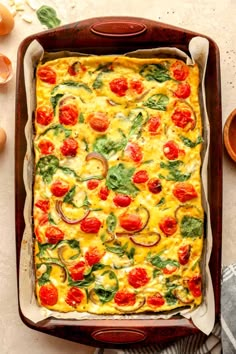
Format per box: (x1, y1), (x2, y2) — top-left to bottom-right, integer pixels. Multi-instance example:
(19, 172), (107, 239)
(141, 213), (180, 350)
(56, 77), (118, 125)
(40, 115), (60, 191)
(19, 37), (214, 335)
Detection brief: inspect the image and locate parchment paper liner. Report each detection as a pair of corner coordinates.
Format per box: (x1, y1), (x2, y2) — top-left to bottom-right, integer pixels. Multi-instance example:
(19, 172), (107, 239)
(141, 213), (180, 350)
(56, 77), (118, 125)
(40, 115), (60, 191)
(19, 37), (214, 335)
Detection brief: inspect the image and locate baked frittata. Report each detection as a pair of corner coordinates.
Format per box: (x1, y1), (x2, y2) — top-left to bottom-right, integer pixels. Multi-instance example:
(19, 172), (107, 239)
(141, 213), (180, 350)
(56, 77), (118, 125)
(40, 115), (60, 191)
(34, 56), (204, 314)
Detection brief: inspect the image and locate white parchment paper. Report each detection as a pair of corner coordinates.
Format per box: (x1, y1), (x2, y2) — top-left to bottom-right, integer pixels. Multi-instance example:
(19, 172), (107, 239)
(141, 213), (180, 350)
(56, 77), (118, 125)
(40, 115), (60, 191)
(19, 37), (214, 334)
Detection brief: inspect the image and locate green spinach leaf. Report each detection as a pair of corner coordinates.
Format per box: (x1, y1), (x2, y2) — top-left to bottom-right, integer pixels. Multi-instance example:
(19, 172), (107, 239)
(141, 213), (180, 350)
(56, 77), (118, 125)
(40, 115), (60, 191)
(180, 135), (203, 148)
(93, 135), (126, 159)
(51, 81), (92, 95)
(63, 185), (76, 205)
(149, 255), (179, 269)
(159, 160), (191, 182)
(50, 93), (64, 114)
(38, 124), (72, 139)
(140, 63), (171, 82)
(37, 264), (52, 286)
(106, 163), (139, 196)
(180, 216), (203, 238)
(143, 94), (169, 111)
(129, 112), (143, 138)
(106, 213), (117, 234)
(36, 155), (59, 183)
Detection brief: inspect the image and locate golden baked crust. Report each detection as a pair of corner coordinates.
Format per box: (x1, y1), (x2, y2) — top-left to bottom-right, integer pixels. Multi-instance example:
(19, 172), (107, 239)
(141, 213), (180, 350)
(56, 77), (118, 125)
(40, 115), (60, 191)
(34, 56), (203, 314)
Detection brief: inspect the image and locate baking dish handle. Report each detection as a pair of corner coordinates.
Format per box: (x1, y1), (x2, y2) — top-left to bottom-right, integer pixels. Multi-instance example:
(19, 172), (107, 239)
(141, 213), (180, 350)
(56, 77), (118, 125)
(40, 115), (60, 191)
(89, 19), (147, 37)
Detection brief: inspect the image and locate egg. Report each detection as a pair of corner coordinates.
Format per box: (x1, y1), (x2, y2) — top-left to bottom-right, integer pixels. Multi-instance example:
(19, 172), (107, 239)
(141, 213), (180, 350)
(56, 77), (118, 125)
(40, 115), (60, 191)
(0, 4), (14, 36)
(0, 53), (13, 84)
(0, 127), (7, 152)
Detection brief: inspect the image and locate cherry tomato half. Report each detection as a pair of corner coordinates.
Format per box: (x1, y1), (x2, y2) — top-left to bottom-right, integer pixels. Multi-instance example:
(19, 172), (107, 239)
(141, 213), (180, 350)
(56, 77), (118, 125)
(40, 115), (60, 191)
(36, 106), (54, 126)
(65, 287), (84, 307)
(173, 182), (198, 203)
(50, 180), (69, 197)
(38, 66), (56, 84)
(69, 261), (86, 281)
(45, 226), (64, 244)
(99, 186), (110, 201)
(67, 61), (86, 76)
(188, 275), (202, 297)
(114, 290), (136, 306)
(87, 179), (100, 190)
(147, 293), (165, 307)
(148, 115), (161, 134)
(35, 199), (50, 213)
(38, 139), (55, 155)
(125, 142), (143, 163)
(162, 264), (178, 274)
(170, 61), (189, 81)
(159, 216), (177, 236)
(59, 104), (79, 125)
(148, 178), (162, 194)
(171, 108), (193, 129)
(128, 267), (149, 288)
(39, 283), (58, 306)
(109, 77), (128, 97)
(113, 194), (131, 207)
(178, 244), (191, 265)
(87, 112), (110, 132)
(163, 140), (179, 160)
(85, 246), (104, 266)
(60, 137), (78, 157)
(119, 214), (142, 232)
(132, 170), (149, 183)
(130, 79), (144, 94)
(80, 217), (102, 233)
(174, 82), (191, 99)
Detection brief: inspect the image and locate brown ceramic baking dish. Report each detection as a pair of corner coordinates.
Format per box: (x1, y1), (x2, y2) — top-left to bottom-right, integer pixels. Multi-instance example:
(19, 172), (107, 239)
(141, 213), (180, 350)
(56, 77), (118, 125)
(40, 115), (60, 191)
(15, 16), (222, 349)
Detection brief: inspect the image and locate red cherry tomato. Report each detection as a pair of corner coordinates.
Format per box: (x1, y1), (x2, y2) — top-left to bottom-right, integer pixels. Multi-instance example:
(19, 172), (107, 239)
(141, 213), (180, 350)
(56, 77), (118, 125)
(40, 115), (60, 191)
(163, 140), (179, 160)
(69, 261), (86, 281)
(38, 66), (56, 84)
(174, 83), (191, 98)
(128, 267), (149, 288)
(109, 77), (128, 97)
(148, 178), (162, 194)
(39, 283), (58, 306)
(125, 142), (143, 163)
(162, 264), (178, 274)
(36, 106), (54, 126)
(170, 61), (189, 81)
(87, 179), (100, 190)
(87, 112), (109, 132)
(147, 293), (165, 307)
(173, 182), (198, 202)
(35, 199), (50, 213)
(85, 246), (104, 266)
(113, 194), (131, 207)
(130, 79), (144, 94)
(65, 287), (84, 307)
(45, 226), (64, 244)
(148, 115), (161, 134)
(159, 216), (177, 236)
(80, 217), (102, 233)
(132, 170), (149, 183)
(50, 180), (69, 197)
(114, 290), (136, 306)
(38, 214), (49, 226)
(60, 137), (78, 157)
(38, 139), (55, 155)
(99, 186), (110, 201)
(119, 213), (142, 232)
(188, 275), (202, 297)
(59, 104), (78, 125)
(171, 108), (193, 129)
(178, 244), (191, 265)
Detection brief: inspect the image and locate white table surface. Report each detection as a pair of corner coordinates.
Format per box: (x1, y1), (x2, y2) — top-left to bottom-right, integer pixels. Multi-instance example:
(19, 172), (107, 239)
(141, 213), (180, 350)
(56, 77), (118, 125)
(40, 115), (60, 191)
(0, 0), (234, 352)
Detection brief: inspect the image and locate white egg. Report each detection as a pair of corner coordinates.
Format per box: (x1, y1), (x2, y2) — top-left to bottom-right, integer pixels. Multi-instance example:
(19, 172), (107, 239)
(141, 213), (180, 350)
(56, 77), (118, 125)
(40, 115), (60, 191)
(0, 127), (7, 152)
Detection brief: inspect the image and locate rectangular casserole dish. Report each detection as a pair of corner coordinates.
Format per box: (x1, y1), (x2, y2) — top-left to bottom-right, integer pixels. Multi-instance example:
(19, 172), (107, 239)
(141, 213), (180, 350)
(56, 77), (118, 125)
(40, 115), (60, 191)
(15, 16), (222, 349)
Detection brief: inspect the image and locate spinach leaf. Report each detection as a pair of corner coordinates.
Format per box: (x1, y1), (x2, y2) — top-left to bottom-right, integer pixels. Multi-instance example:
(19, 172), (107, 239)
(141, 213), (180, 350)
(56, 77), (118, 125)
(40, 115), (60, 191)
(36, 155), (59, 183)
(79, 112), (85, 123)
(82, 138), (89, 152)
(92, 263), (106, 272)
(105, 244), (126, 256)
(165, 290), (178, 305)
(143, 94), (169, 111)
(129, 112), (143, 138)
(36, 243), (54, 258)
(126, 247), (135, 259)
(93, 63), (113, 89)
(58, 166), (79, 178)
(63, 185), (76, 205)
(93, 72), (103, 89)
(48, 213), (56, 225)
(149, 255), (179, 269)
(37, 264), (52, 286)
(93, 135), (126, 159)
(180, 135), (203, 148)
(180, 216), (203, 238)
(106, 163), (139, 196)
(38, 124), (72, 139)
(94, 286), (115, 303)
(159, 160), (191, 182)
(69, 273), (95, 288)
(153, 268), (162, 278)
(51, 81), (92, 95)
(36, 5), (61, 29)
(155, 197), (165, 207)
(50, 93), (64, 114)
(140, 63), (171, 82)
(106, 213), (117, 234)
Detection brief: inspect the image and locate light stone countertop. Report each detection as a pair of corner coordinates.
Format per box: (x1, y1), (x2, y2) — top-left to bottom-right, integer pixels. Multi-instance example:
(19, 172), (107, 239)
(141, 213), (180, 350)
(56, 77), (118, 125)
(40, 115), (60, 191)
(0, 0), (234, 352)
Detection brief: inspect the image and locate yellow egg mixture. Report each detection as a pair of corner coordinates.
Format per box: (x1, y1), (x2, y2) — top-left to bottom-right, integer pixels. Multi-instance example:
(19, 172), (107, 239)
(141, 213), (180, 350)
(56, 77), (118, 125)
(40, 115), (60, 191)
(34, 55), (204, 314)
